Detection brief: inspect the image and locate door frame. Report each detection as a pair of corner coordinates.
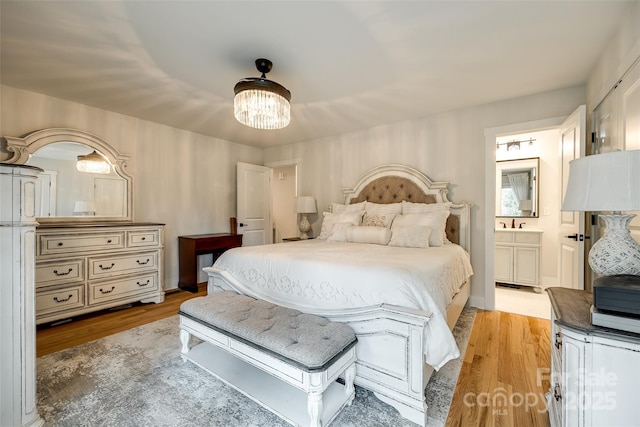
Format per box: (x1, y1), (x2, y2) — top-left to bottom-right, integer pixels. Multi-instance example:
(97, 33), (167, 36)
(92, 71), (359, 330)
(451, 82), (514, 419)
(483, 116), (566, 310)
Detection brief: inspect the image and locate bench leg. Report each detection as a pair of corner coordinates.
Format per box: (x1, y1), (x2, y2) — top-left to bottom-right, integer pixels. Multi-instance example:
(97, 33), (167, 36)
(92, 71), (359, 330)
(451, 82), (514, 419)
(307, 391), (323, 427)
(344, 364), (356, 404)
(179, 329), (191, 358)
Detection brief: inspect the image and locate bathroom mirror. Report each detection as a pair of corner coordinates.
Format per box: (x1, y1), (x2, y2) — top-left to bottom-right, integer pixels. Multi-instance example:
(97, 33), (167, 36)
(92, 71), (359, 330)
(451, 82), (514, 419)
(3, 128), (132, 222)
(496, 157), (539, 218)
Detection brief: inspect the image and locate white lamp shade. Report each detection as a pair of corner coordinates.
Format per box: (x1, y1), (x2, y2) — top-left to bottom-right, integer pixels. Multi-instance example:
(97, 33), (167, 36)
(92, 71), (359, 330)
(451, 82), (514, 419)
(296, 196), (317, 214)
(73, 200), (96, 215)
(561, 150), (640, 212)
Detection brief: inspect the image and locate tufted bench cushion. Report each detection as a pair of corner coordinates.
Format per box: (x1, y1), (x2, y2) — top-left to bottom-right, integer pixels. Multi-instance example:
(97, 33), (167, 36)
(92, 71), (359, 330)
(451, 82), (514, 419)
(179, 291), (357, 371)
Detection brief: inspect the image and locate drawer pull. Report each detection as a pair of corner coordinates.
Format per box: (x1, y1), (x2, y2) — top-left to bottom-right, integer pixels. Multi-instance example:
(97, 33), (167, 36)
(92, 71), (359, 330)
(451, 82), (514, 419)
(57, 242), (64, 247)
(107, 239), (113, 244)
(53, 294), (73, 303)
(53, 268), (73, 276)
(99, 286), (116, 294)
(137, 280), (150, 287)
(141, 237), (146, 241)
(99, 263), (116, 271)
(554, 332), (562, 349)
(136, 259), (150, 265)
(553, 384), (562, 401)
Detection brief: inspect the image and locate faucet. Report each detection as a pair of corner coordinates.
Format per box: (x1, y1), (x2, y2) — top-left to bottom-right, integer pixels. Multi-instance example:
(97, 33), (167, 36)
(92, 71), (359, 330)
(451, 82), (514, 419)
(511, 218), (516, 229)
(499, 222), (507, 229)
(518, 222), (526, 229)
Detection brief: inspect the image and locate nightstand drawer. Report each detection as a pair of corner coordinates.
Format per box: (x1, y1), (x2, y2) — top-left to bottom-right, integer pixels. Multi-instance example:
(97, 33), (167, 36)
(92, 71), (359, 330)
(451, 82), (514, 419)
(88, 252), (158, 279)
(36, 285), (85, 315)
(127, 230), (160, 247)
(36, 259), (84, 287)
(89, 273), (158, 304)
(39, 232), (125, 255)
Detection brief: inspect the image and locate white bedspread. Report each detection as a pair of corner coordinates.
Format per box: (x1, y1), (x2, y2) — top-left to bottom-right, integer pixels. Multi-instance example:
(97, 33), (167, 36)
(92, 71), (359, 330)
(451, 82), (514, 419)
(205, 239), (473, 370)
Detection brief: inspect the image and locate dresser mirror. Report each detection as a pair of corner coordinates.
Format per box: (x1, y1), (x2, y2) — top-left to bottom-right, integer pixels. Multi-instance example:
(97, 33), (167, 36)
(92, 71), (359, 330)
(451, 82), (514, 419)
(3, 128), (132, 222)
(496, 157), (539, 218)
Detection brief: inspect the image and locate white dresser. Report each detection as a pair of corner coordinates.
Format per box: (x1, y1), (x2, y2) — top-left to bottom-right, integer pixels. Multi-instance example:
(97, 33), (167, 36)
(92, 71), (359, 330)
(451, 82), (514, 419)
(494, 228), (542, 290)
(547, 288), (640, 427)
(35, 222), (165, 324)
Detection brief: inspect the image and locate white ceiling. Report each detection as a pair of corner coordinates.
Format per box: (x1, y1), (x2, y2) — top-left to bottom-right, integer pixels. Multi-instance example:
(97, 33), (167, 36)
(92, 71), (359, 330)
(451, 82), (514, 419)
(0, 1), (632, 148)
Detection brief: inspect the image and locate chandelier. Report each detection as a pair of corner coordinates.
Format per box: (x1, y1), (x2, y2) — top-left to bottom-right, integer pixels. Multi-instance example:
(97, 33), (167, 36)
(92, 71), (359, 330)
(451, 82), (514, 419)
(234, 58), (291, 130)
(76, 150), (111, 174)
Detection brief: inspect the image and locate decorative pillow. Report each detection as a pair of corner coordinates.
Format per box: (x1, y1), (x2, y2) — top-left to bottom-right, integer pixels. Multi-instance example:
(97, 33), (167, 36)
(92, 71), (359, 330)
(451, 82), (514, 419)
(365, 201), (402, 215)
(389, 225), (432, 248)
(362, 212), (396, 228)
(327, 222), (353, 242)
(346, 226), (392, 245)
(318, 211), (364, 239)
(331, 201), (366, 213)
(401, 201), (452, 214)
(392, 211), (450, 247)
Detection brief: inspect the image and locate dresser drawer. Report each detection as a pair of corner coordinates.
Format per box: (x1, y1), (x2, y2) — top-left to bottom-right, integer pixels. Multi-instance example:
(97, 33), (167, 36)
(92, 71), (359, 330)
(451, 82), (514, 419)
(39, 232), (125, 255)
(514, 232), (541, 244)
(89, 273), (158, 304)
(495, 232), (514, 243)
(127, 230), (160, 247)
(36, 259), (84, 287)
(88, 252), (158, 279)
(36, 285), (85, 315)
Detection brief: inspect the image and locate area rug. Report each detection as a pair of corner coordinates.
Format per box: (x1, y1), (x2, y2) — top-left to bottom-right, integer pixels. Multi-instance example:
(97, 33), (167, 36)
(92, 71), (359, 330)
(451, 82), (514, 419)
(37, 307), (476, 427)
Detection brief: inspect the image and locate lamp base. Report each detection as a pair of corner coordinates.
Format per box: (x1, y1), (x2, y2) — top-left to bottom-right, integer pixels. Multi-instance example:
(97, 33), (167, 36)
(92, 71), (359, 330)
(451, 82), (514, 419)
(299, 215), (311, 240)
(589, 214), (640, 276)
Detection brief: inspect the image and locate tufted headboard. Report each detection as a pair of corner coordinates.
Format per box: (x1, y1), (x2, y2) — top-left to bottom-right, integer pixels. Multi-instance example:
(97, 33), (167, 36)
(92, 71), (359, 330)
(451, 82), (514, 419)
(341, 164), (471, 251)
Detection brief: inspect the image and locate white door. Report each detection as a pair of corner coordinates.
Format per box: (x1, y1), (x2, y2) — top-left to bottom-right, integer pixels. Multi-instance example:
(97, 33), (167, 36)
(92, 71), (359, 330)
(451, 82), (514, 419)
(559, 105), (586, 290)
(237, 162), (272, 246)
(35, 170), (57, 217)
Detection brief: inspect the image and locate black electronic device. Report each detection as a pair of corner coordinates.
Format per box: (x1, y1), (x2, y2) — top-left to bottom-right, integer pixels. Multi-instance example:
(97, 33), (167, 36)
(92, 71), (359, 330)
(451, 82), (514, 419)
(593, 275), (640, 316)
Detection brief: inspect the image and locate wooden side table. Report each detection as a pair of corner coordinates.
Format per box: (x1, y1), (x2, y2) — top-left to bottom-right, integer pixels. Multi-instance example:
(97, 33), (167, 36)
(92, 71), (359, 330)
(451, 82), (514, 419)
(178, 233), (242, 292)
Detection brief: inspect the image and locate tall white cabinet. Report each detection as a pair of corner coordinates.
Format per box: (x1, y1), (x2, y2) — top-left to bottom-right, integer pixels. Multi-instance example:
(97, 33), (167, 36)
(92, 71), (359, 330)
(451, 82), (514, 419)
(547, 287), (640, 427)
(494, 229), (543, 290)
(0, 164), (44, 427)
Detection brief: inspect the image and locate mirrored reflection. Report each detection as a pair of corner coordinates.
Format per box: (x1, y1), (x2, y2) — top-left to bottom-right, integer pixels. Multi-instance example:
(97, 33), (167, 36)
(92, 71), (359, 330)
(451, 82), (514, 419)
(496, 157), (539, 218)
(26, 142), (127, 218)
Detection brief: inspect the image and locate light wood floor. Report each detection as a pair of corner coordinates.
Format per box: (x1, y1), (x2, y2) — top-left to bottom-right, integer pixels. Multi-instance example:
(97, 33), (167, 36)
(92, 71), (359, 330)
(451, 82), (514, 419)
(36, 290), (551, 426)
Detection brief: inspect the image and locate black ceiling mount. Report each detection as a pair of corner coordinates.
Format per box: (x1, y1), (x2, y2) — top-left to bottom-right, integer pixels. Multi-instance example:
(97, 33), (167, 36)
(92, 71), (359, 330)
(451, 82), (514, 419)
(255, 58), (273, 78)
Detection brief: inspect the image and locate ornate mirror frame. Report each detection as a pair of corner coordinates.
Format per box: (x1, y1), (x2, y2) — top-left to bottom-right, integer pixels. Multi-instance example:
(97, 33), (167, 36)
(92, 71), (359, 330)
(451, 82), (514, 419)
(3, 128), (133, 223)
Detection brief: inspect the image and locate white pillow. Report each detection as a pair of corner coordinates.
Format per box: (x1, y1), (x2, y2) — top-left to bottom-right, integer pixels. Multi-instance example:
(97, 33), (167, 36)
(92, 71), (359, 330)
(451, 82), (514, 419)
(365, 201), (402, 215)
(389, 225), (432, 248)
(331, 201), (366, 213)
(346, 226), (392, 245)
(392, 211), (450, 247)
(362, 212), (396, 228)
(318, 211), (364, 239)
(327, 222), (353, 242)
(401, 201), (452, 214)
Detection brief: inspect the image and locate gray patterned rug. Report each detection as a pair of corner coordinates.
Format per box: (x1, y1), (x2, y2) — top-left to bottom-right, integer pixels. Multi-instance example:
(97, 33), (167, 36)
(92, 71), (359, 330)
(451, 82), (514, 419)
(37, 307), (476, 427)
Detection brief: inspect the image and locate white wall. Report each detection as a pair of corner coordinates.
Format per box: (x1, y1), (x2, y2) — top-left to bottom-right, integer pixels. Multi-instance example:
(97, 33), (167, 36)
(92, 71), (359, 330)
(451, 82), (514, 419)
(0, 85), (263, 291)
(264, 86), (586, 308)
(272, 164), (298, 241)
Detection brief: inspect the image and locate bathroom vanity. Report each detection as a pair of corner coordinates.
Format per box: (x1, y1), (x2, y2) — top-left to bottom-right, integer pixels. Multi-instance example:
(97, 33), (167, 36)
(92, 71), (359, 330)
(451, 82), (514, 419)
(494, 228), (543, 292)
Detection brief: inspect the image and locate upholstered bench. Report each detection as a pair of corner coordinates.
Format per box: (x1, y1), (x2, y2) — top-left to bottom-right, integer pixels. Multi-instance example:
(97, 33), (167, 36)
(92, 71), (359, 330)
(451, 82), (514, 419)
(178, 291), (357, 427)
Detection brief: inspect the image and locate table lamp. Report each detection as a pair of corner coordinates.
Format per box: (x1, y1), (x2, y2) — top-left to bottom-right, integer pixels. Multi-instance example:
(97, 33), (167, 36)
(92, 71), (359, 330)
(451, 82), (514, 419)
(296, 196), (317, 239)
(561, 150), (640, 276)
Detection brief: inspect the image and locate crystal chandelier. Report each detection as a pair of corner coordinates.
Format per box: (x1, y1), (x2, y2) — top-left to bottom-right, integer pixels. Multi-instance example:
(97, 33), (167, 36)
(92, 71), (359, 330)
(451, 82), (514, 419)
(76, 150), (111, 174)
(234, 58), (291, 130)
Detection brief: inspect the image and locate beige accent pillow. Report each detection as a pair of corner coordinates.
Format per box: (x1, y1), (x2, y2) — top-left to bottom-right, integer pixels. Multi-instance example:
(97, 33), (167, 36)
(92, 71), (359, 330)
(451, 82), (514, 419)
(389, 225), (432, 248)
(331, 201), (366, 213)
(392, 211), (450, 247)
(401, 201), (452, 214)
(318, 211), (364, 239)
(362, 212), (396, 228)
(346, 226), (392, 245)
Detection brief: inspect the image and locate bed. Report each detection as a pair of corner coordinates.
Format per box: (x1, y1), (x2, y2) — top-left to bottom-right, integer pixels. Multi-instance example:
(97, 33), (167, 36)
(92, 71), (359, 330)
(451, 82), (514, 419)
(204, 164), (473, 426)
